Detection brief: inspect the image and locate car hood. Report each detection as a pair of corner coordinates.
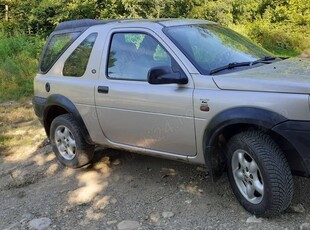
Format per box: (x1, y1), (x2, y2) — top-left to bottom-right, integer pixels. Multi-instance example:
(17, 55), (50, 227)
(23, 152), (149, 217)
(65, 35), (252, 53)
(213, 57), (310, 94)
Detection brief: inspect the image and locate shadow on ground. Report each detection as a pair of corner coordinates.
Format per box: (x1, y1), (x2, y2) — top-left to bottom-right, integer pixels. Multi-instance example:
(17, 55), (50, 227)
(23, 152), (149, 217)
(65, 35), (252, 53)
(1, 100), (310, 230)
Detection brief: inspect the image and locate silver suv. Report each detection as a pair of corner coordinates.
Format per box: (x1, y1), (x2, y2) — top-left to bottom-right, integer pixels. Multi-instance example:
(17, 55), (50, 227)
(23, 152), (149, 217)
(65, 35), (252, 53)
(33, 19), (310, 217)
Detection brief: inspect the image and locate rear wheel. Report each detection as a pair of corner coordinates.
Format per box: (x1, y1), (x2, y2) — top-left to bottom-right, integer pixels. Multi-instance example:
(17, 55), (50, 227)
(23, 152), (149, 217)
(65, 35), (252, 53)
(50, 114), (94, 168)
(226, 131), (293, 217)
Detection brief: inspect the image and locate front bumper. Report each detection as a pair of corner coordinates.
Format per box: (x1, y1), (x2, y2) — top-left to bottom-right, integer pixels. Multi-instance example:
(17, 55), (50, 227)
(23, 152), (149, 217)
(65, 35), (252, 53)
(273, 121), (310, 177)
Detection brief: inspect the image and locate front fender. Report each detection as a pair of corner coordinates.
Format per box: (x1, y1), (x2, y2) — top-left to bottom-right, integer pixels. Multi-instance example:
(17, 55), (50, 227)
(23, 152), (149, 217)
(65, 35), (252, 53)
(203, 107), (287, 180)
(204, 107), (287, 147)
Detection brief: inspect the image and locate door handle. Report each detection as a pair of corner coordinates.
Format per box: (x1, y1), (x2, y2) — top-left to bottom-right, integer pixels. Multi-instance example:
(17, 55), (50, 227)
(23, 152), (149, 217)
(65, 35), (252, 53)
(98, 86), (109, 94)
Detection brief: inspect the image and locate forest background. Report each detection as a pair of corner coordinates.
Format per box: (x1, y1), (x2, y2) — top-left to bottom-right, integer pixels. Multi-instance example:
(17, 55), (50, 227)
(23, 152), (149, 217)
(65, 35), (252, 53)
(0, 0), (309, 101)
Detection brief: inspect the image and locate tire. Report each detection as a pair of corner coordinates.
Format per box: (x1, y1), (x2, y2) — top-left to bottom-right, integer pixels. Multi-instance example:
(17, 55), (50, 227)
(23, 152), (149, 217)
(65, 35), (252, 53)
(226, 131), (293, 217)
(50, 114), (94, 168)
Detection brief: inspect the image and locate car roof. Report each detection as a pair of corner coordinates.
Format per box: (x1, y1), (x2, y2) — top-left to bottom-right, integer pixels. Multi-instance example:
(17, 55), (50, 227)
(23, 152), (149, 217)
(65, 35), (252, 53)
(54, 18), (217, 32)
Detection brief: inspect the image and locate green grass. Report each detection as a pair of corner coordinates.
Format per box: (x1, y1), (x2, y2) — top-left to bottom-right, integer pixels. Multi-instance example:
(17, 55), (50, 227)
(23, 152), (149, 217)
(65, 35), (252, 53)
(0, 134), (11, 144)
(264, 46), (300, 57)
(0, 33), (44, 102)
(0, 134), (12, 153)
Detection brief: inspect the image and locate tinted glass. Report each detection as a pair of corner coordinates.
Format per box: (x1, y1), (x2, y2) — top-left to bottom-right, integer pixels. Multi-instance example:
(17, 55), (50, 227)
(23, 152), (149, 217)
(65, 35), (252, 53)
(41, 32), (80, 73)
(107, 33), (171, 81)
(63, 33), (98, 77)
(164, 24), (272, 74)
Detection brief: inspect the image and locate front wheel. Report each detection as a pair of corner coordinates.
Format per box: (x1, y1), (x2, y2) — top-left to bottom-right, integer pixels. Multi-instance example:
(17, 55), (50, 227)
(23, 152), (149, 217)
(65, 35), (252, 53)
(50, 114), (94, 168)
(226, 131), (293, 217)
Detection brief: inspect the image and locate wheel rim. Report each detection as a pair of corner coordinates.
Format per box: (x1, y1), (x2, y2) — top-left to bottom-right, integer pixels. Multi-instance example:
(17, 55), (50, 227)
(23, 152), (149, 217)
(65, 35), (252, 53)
(54, 125), (76, 160)
(231, 149), (264, 204)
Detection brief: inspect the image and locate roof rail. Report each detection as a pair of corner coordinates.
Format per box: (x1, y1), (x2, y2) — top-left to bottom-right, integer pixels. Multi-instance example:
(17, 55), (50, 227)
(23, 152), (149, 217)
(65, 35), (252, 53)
(54, 19), (116, 32)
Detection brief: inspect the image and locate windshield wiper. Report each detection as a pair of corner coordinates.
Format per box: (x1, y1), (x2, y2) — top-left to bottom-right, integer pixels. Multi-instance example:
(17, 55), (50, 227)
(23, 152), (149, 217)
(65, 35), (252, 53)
(209, 61), (252, 75)
(250, 55), (289, 65)
(251, 56), (277, 65)
(209, 56), (286, 75)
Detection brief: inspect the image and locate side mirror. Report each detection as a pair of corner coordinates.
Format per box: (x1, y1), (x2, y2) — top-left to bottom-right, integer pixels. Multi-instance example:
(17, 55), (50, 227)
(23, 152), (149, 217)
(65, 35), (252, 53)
(147, 66), (188, 85)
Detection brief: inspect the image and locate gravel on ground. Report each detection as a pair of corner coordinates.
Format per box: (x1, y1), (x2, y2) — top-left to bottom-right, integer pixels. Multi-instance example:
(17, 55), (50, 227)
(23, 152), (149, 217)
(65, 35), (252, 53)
(1, 100), (310, 230)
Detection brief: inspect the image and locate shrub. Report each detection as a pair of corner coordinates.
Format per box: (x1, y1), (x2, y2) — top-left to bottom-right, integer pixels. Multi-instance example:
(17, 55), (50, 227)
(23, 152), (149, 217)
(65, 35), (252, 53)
(0, 33), (44, 101)
(246, 20), (310, 54)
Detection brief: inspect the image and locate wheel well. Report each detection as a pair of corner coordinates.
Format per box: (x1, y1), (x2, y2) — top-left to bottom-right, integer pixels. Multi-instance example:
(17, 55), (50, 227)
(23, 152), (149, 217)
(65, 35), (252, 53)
(209, 123), (304, 177)
(220, 124), (262, 144)
(44, 105), (68, 137)
(207, 124), (261, 178)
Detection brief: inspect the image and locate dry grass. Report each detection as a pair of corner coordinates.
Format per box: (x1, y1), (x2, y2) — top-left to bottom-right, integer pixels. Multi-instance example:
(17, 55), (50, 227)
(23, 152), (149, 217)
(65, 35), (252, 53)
(300, 49), (310, 58)
(0, 98), (36, 124)
(0, 99), (46, 160)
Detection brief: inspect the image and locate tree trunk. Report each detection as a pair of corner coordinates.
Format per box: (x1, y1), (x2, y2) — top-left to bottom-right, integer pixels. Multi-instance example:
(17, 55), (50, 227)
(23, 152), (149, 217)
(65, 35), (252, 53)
(5, 4), (8, 21)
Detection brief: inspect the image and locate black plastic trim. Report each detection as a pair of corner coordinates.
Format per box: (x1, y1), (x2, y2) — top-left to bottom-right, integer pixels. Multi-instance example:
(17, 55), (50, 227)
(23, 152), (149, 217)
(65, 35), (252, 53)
(32, 96), (47, 122)
(33, 94), (93, 144)
(98, 86), (109, 94)
(203, 107), (287, 179)
(204, 107), (287, 146)
(54, 19), (113, 32)
(272, 121), (310, 177)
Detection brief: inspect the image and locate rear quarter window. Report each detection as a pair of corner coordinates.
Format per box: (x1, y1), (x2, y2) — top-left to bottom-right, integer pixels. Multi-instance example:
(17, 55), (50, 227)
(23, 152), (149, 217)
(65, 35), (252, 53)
(63, 33), (98, 77)
(40, 32), (80, 73)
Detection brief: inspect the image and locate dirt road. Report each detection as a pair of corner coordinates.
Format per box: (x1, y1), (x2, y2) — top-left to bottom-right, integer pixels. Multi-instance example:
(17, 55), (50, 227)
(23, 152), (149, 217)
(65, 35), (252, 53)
(0, 100), (310, 230)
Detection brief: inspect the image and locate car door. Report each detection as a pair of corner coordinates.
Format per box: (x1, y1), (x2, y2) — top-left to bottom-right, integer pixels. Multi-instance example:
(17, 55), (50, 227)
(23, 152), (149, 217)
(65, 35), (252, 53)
(95, 29), (196, 156)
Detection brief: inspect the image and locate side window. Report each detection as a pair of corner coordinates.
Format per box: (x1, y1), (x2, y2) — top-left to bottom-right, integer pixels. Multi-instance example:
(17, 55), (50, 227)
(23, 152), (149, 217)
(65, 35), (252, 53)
(63, 33), (98, 77)
(107, 33), (172, 81)
(40, 32), (80, 73)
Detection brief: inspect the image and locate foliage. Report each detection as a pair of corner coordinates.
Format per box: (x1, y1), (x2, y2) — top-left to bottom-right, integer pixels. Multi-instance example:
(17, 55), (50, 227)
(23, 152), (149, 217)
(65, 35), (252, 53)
(1, 0), (309, 52)
(0, 0), (309, 101)
(0, 32), (44, 101)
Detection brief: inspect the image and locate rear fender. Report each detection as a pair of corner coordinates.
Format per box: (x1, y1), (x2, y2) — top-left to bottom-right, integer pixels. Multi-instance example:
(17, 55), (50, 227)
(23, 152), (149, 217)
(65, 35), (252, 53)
(43, 94), (93, 144)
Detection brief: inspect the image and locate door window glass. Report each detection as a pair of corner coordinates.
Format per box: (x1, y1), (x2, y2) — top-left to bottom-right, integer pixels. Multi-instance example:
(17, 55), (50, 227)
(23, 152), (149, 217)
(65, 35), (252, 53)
(107, 33), (172, 81)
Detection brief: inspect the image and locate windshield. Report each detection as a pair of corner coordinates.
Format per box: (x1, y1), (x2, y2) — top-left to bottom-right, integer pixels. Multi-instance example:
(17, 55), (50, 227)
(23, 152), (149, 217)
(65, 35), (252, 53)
(164, 24), (272, 75)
